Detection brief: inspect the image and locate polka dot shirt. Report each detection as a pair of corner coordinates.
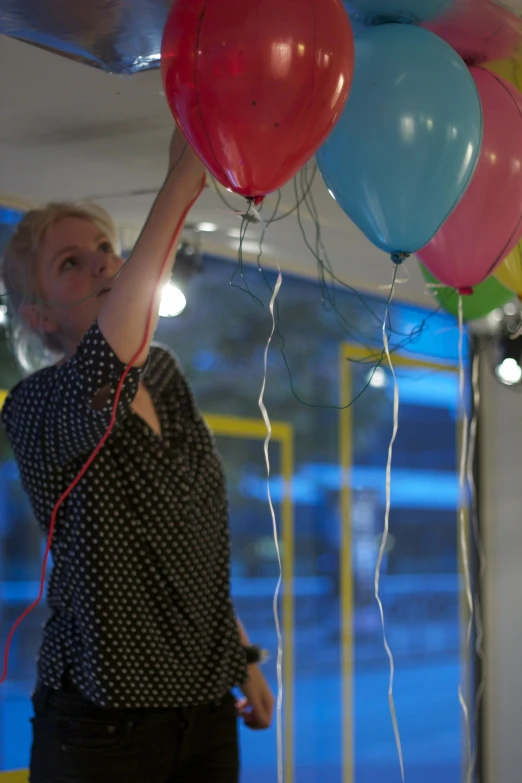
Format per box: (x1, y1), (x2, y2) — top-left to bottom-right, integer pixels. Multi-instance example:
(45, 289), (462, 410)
(1, 321), (247, 708)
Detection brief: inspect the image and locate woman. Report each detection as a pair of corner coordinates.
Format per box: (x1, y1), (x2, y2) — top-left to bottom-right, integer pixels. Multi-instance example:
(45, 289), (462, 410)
(1, 127), (274, 782)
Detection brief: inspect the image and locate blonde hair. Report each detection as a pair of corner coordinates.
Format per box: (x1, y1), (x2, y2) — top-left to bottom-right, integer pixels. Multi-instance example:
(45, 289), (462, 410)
(1, 201), (119, 371)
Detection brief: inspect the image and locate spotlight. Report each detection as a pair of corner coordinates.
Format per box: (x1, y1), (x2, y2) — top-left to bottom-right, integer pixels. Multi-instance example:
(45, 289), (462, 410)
(157, 240), (203, 318)
(493, 327), (522, 387)
(160, 283), (186, 318)
(368, 366), (387, 389)
(496, 357), (522, 386)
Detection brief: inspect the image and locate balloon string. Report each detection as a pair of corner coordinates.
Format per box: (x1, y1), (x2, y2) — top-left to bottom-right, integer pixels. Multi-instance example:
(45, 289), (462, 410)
(457, 295), (474, 781)
(376, 265), (404, 782)
(257, 266), (284, 783)
(468, 353), (486, 781)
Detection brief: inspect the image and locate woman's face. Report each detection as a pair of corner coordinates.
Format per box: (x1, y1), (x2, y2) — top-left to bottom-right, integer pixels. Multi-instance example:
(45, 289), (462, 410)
(30, 216), (124, 356)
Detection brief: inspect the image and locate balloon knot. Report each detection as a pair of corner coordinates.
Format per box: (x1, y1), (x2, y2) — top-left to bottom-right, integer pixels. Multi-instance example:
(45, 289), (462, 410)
(463, 54), (481, 67)
(391, 252), (410, 265)
(251, 196), (265, 207)
(459, 287), (473, 296)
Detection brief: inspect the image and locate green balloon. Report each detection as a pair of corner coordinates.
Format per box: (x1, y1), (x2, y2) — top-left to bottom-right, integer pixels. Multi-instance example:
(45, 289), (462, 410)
(420, 264), (514, 321)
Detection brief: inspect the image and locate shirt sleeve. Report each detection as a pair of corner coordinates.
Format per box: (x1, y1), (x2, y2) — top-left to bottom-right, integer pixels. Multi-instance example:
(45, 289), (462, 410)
(2, 321), (147, 467)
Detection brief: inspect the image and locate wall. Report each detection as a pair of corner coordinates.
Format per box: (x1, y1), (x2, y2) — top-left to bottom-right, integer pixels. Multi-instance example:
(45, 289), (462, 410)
(481, 353), (522, 783)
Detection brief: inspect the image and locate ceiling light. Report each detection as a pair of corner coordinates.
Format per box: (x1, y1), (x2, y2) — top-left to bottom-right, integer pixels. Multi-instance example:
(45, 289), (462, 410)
(195, 222), (217, 232)
(159, 283), (186, 318)
(0, 305), (7, 326)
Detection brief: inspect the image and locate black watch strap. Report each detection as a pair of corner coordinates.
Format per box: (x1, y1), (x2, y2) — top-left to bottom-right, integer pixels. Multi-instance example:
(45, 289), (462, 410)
(242, 644), (268, 665)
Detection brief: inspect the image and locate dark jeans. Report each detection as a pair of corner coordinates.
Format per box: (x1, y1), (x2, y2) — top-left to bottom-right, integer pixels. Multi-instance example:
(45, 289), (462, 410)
(30, 682), (239, 783)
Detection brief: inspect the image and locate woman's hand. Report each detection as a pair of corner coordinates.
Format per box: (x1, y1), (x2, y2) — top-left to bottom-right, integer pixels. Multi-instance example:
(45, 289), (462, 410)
(237, 665), (275, 730)
(168, 126), (206, 195)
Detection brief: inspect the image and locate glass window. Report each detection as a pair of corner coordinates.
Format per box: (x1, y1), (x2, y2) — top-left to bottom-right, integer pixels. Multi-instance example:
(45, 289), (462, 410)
(0, 207), (472, 782)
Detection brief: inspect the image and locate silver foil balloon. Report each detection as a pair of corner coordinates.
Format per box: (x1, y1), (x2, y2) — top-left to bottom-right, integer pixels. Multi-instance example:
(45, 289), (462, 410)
(0, 0), (173, 74)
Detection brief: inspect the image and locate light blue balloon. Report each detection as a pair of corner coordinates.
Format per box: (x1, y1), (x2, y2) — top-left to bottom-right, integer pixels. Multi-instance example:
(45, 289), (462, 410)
(316, 24), (483, 257)
(344, 0), (452, 26)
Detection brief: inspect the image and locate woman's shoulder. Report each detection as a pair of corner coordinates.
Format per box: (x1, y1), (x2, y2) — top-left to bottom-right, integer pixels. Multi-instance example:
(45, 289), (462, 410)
(3, 365), (57, 409)
(1, 366), (58, 441)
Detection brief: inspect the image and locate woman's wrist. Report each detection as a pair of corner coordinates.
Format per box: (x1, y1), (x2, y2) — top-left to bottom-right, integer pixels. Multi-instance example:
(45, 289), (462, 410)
(167, 131), (206, 196)
(164, 165), (206, 203)
(242, 644), (268, 666)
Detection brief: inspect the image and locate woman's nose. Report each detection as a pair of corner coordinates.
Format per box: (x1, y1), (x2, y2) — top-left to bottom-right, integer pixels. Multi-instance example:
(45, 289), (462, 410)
(93, 252), (118, 276)
(94, 257), (107, 275)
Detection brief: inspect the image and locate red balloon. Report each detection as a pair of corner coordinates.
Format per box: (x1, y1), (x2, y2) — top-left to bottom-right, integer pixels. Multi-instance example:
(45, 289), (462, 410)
(161, 0), (354, 201)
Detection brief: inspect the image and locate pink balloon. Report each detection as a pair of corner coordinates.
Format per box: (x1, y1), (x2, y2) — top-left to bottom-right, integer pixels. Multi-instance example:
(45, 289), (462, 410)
(425, 0), (522, 65)
(418, 67), (522, 294)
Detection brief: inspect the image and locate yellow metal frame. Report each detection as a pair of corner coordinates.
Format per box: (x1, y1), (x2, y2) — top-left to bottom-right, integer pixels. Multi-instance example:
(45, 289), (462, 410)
(338, 345), (467, 783)
(205, 414), (295, 783)
(0, 407), (295, 783)
(0, 773), (27, 783)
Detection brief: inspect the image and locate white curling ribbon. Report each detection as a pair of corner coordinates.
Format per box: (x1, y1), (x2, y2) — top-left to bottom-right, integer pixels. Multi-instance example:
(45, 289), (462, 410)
(457, 296), (474, 783)
(376, 272), (405, 782)
(258, 266), (284, 783)
(215, 199), (271, 241)
(378, 262), (411, 289)
(249, 204), (270, 236)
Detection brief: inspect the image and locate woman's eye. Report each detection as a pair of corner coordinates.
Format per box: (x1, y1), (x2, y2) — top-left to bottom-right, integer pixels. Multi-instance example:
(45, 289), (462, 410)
(99, 241), (113, 253)
(60, 256), (77, 271)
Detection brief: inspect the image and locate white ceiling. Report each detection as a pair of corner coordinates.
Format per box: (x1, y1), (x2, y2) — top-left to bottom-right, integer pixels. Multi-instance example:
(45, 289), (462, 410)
(0, 32), (430, 304)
